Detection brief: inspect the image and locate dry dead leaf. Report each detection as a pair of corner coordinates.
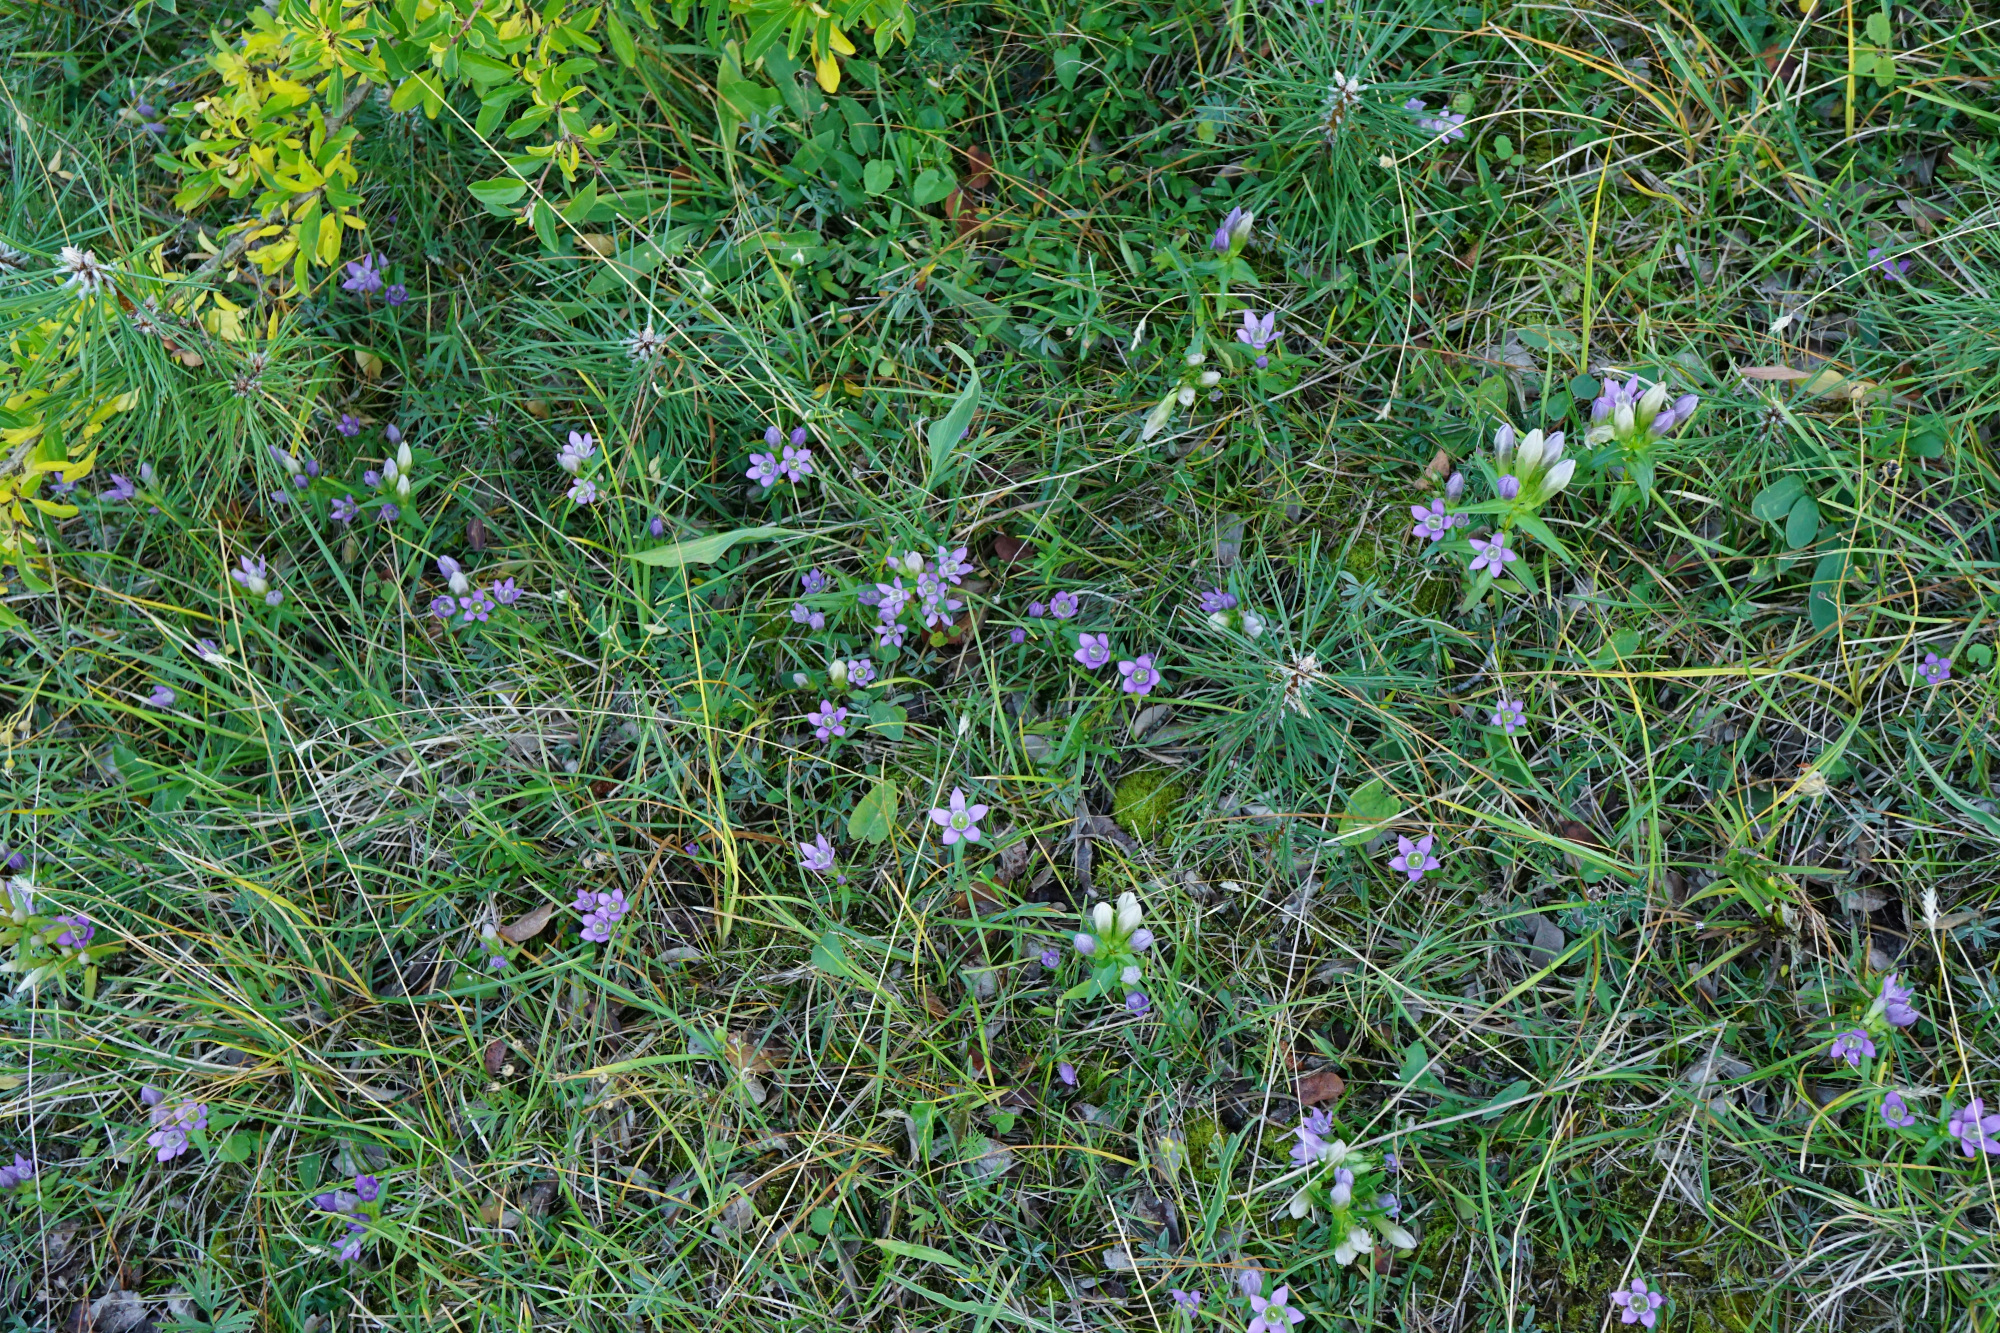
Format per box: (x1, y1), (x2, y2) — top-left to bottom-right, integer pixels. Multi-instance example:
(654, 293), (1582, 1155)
(1426, 449), (1451, 477)
(500, 900), (556, 943)
(1295, 1067), (1347, 1107)
(1737, 365), (1810, 381)
(579, 233), (617, 257)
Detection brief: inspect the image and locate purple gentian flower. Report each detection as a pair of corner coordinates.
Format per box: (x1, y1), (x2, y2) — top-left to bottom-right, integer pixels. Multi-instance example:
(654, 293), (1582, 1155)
(336, 413), (361, 437)
(809, 700), (849, 742)
(1237, 1269), (1265, 1299)
(1211, 205), (1250, 254)
(574, 888), (630, 944)
(933, 546), (973, 583)
(1117, 655), (1160, 695)
(1073, 933), (1097, 956)
(1027, 602), (1046, 618)
(929, 788), (989, 845)
(331, 495), (358, 524)
(363, 469), (382, 488)
(568, 478), (598, 505)
(799, 834), (835, 874)
(384, 284), (407, 306)
(1129, 928), (1154, 951)
(492, 579), (521, 606)
(1009, 627), (1027, 645)
(780, 445), (814, 481)
(1829, 1028), (1875, 1068)
(1468, 530), (1518, 575)
(0, 1153), (35, 1190)
(791, 603), (826, 632)
(1881, 973), (1919, 1027)
(459, 589), (495, 623)
(1247, 1284), (1304, 1333)
(746, 453), (779, 487)
(1125, 991), (1151, 1015)
(1949, 1099), (2000, 1156)
(146, 684), (176, 708)
(103, 474), (137, 503)
(648, 515), (666, 537)
(1170, 1289), (1203, 1316)
(1039, 945), (1061, 968)
(378, 503), (400, 523)
(52, 913), (94, 948)
(1198, 587), (1237, 614)
(1410, 497), (1456, 542)
(1389, 834), (1440, 883)
(1049, 591), (1080, 620)
(1237, 310), (1275, 353)
(876, 621), (906, 649)
(801, 568), (829, 595)
(1867, 247), (1911, 280)
(1609, 1278), (1665, 1328)
(1881, 1091), (1917, 1128)
(763, 425), (782, 447)
(790, 426), (809, 447)
(846, 658), (876, 687)
(1495, 474), (1521, 500)
(142, 1088), (208, 1163)
(1918, 652), (1951, 685)
(1074, 633), (1112, 669)
(874, 579), (911, 621)
(431, 595), (457, 620)
(354, 1174), (380, 1203)
(1491, 698), (1527, 733)
(341, 254), (383, 295)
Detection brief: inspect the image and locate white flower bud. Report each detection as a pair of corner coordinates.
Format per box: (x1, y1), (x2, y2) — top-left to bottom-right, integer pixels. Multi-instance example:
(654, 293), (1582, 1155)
(396, 441), (414, 472)
(828, 659), (849, 687)
(395, 474), (411, 499)
(382, 457), (399, 485)
(1638, 381), (1669, 420)
(1115, 891), (1143, 936)
(791, 672), (809, 687)
(1176, 386), (1196, 407)
(1120, 965), (1142, 986)
(1092, 901), (1115, 935)
(1241, 610), (1266, 638)
(1185, 351), (1206, 367)
(1542, 458), (1576, 495)
(1198, 370), (1220, 387)
(1613, 400), (1636, 436)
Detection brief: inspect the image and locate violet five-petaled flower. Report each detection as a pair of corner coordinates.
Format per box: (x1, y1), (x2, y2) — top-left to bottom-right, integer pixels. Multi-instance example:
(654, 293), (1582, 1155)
(1867, 246), (1911, 280)
(568, 478), (598, 506)
(431, 595), (457, 621)
(1212, 206), (1249, 253)
(1829, 1028), (1875, 1068)
(1881, 973), (1920, 1028)
(809, 700), (849, 742)
(1074, 632), (1112, 670)
(336, 413), (361, 437)
(574, 888), (630, 944)
(0, 1153), (35, 1190)
(799, 834), (835, 874)
(1468, 530), (1518, 575)
(1918, 652), (1951, 685)
(1389, 833), (1441, 883)
(1950, 1099), (2000, 1157)
(801, 567), (830, 595)
(141, 1087), (208, 1163)
(1237, 309), (1276, 353)
(331, 495), (358, 524)
(1117, 655), (1161, 696)
(1039, 945), (1061, 968)
(146, 684), (176, 708)
(1198, 587), (1237, 614)
(1409, 497), (1462, 543)
(1247, 1284), (1305, 1333)
(1170, 1289), (1203, 1316)
(1125, 991), (1151, 1015)
(779, 445), (814, 482)
(746, 452), (779, 487)
(1609, 1277), (1665, 1328)
(492, 579), (521, 606)
(52, 913), (94, 949)
(929, 788), (988, 845)
(1048, 590), (1080, 620)
(103, 473), (137, 503)
(1009, 628), (1027, 645)
(341, 254), (384, 296)
(1491, 697), (1527, 734)
(791, 603), (826, 632)
(1881, 1091), (1918, 1128)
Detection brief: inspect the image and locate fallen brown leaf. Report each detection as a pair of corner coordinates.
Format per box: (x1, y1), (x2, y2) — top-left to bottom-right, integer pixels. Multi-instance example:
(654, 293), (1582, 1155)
(1295, 1068), (1347, 1107)
(499, 900), (556, 944)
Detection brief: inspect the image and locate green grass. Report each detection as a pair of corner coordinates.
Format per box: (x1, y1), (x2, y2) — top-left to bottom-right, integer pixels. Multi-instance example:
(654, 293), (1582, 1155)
(3, 0), (2000, 1329)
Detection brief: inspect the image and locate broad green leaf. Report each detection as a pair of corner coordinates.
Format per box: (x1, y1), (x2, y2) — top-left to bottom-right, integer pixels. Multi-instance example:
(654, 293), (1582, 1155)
(1053, 44), (1082, 90)
(848, 779), (898, 843)
(865, 700), (907, 741)
(1784, 493), (1821, 549)
(1480, 1079), (1534, 1120)
(629, 525), (791, 568)
(1750, 475), (1807, 522)
(924, 344), (979, 481)
(1808, 550), (1851, 631)
(872, 1238), (969, 1272)
(604, 10), (637, 66)
(911, 165), (956, 206)
(1336, 777), (1399, 840)
(863, 158), (896, 195)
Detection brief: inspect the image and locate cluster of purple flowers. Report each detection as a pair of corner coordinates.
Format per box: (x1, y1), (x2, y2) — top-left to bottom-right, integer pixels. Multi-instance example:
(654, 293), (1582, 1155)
(1290, 1107), (1345, 1168)
(747, 426), (814, 488)
(1586, 379), (1698, 448)
(1866, 246), (1911, 281)
(428, 556), (520, 624)
(141, 1087), (207, 1163)
(575, 888), (630, 944)
(341, 254), (407, 305)
(858, 547), (970, 649)
(1404, 97), (1466, 140)
(231, 555), (284, 606)
(313, 1173), (380, 1263)
(1210, 206), (1254, 255)
(0, 1152), (35, 1191)
(1410, 476), (1470, 543)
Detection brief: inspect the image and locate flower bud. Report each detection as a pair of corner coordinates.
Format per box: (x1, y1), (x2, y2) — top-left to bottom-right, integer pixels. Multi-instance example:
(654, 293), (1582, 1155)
(1185, 350), (1206, 367)
(1092, 901), (1115, 935)
(1177, 386), (1196, 407)
(1493, 424), (1515, 461)
(1541, 431), (1565, 463)
(1444, 471), (1465, 502)
(382, 458), (399, 485)
(385, 424), (403, 445)
(396, 441), (414, 472)
(1129, 927), (1155, 952)
(1120, 965), (1142, 986)
(1496, 475), (1520, 500)
(1542, 457), (1576, 495)
(1073, 932), (1097, 956)
(1613, 400), (1635, 436)
(1638, 381), (1669, 419)
(828, 659), (848, 687)
(1673, 393), (1698, 421)
(1198, 370), (1220, 387)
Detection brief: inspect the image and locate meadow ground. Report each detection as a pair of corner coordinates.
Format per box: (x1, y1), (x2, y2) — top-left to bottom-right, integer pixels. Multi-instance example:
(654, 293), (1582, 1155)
(2, 0), (1999, 1328)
